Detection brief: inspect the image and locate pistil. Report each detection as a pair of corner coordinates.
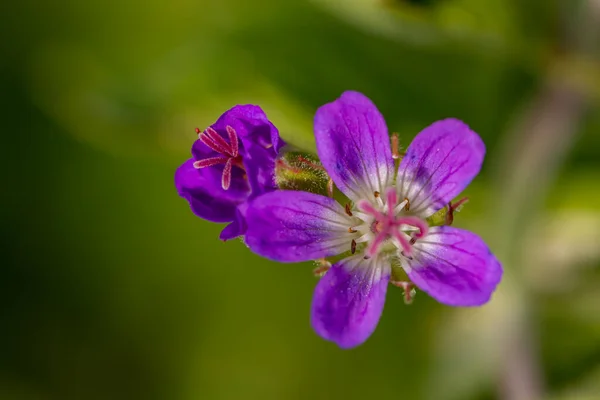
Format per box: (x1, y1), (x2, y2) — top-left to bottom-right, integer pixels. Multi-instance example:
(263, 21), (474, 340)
(355, 189), (428, 258)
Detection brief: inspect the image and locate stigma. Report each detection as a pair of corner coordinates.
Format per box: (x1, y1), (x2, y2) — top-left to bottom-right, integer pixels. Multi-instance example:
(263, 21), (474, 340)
(350, 188), (428, 258)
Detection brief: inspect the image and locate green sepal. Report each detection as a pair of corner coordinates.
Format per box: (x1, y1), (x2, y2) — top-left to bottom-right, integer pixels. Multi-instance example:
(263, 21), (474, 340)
(275, 151), (330, 196)
(426, 206), (450, 227)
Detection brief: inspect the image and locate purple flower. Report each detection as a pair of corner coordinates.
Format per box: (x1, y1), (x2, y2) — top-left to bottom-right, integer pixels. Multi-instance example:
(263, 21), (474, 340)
(175, 105), (285, 240)
(243, 91), (502, 348)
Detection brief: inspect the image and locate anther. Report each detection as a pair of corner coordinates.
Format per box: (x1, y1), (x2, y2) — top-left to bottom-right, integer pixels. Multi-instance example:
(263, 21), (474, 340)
(222, 159), (233, 190)
(193, 156), (229, 169)
(404, 197), (410, 211)
(195, 127), (201, 135)
(374, 191), (380, 198)
(327, 178), (334, 198)
(225, 125), (239, 157)
(348, 227), (358, 233)
(351, 239), (357, 254)
(205, 127), (233, 156)
(345, 203), (353, 216)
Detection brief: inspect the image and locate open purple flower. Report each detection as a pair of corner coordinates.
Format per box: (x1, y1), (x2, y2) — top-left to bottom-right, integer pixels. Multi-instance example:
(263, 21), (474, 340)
(244, 91), (502, 348)
(175, 105), (285, 240)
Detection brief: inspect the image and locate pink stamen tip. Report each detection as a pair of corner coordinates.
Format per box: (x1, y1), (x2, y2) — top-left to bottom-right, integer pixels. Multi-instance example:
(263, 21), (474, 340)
(226, 125), (239, 157)
(193, 156), (229, 169)
(221, 158), (233, 190)
(195, 127), (201, 134)
(205, 127), (233, 156)
(199, 132), (225, 154)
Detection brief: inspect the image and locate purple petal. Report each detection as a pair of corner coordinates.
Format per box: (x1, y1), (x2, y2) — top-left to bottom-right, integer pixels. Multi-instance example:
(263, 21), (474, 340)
(405, 226), (502, 306)
(311, 255), (390, 349)
(396, 119), (485, 217)
(175, 159), (249, 223)
(219, 202), (249, 241)
(314, 91), (394, 201)
(211, 105), (285, 157)
(242, 141), (278, 198)
(244, 191), (354, 262)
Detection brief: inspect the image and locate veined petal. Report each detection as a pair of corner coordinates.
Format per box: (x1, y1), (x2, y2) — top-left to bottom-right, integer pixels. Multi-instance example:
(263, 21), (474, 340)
(314, 91), (394, 201)
(311, 255), (390, 349)
(212, 104), (285, 156)
(244, 191), (354, 262)
(404, 226), (502, 306)
(175, 159), (249, 223)
(396, 119), (485, 217)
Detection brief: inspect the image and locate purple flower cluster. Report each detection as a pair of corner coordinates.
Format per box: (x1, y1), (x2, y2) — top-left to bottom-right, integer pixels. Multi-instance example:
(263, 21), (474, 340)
(176, 91), (502, 348)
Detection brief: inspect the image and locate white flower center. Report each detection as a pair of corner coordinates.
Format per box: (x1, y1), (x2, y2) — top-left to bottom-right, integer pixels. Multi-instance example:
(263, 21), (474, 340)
(347, 188), (429, 259)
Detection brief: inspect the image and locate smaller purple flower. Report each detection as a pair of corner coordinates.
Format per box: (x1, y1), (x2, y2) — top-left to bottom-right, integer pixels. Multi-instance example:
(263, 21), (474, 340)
(175, 105), (285, 240)
(243, 91), (502, 348)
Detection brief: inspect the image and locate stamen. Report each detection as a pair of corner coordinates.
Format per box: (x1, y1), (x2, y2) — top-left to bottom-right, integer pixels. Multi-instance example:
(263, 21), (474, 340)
(327, 178), (334, 198)
(348, 227), (357, 233)
(354, 232), (373, 244)
(199, 132), (228, 155)
(226, 125), (239, 157)
(194, 125), (245, 191)
(394, 199), (409, 214)
(193, 156), (229, 169)
(352, 211), (371, 222)
(221, 158), (233, 190)
(345, 203), (353, 216)
(205, 127), (233, 156)
(195, 127), (201, 135)
(351, 239), (357, 254)
(374, 191), (385, 208)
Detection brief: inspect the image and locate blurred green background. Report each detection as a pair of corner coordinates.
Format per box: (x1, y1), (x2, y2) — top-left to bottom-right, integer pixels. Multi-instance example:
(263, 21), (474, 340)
(2, 0), (600, 399)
